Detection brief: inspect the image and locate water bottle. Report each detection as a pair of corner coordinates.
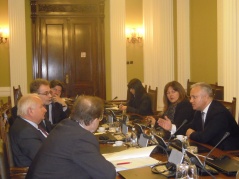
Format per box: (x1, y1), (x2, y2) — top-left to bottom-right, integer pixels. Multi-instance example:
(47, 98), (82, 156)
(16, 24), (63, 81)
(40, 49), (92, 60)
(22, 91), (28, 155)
(131, 127), (138, 147)
(182, 136), (189, 151)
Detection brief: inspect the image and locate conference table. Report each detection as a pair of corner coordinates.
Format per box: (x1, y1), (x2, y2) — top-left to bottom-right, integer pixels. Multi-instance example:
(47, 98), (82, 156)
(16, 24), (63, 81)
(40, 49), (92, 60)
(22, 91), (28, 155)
(98, 114), (239, 179)
(102, 140), (238, 179)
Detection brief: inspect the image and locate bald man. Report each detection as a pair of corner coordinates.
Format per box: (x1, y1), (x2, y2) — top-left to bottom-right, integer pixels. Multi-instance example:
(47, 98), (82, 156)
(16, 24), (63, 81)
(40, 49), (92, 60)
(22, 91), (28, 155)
(10, 94), (47, 167)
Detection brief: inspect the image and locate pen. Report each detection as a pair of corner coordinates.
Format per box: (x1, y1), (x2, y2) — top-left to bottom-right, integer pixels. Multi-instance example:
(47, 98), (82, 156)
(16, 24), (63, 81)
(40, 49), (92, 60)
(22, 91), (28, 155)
(116, 162), (131, 165)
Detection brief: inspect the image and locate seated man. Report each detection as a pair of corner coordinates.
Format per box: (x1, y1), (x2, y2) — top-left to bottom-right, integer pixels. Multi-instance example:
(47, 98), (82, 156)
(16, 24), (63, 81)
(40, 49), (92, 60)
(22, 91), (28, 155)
(11, 79), (69, 131)
(10, 94), (47, 167)
(26, 95), (116, 179)
(50, 79), (70, 124)
(186, 82), (239, 150)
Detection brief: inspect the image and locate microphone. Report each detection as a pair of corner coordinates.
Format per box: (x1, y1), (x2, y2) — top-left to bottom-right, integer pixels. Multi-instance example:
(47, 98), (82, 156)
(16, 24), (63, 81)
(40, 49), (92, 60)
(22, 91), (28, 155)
(108, 109), (117, 121)
(112, 96), (118, 101)
(190, 157), (216, 179)
(166, 119), (188, 149)
(203, 132), (230, 167)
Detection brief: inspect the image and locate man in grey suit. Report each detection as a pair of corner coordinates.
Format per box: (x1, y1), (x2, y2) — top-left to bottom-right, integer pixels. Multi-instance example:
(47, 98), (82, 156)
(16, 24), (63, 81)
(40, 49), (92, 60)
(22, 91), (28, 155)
(26, 95), (116, 179)
(10, 94), (47, 167)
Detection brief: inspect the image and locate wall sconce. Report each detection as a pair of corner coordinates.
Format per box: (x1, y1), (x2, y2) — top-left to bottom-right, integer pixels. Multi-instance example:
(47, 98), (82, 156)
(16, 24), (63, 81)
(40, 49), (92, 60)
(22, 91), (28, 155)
(126, 28), (143, 44)
(0, 28), (9, 44)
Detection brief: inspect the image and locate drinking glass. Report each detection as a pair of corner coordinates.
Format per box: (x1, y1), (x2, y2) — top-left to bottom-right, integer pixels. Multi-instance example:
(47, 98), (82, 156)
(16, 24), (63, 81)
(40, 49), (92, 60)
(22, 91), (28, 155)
(175, 163), (188, 179)
(187, 164), (198, 179)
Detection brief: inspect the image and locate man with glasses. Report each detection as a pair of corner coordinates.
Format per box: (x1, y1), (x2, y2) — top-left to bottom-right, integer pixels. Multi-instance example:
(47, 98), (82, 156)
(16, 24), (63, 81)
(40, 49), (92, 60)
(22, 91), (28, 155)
(26, 95), (116, 179)
(11, 79), (69, 131)
(186, 82), (239, 150)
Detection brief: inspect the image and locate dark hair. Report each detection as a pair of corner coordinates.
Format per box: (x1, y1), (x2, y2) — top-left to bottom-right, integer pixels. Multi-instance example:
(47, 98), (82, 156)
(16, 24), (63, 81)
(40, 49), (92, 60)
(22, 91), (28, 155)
(163, 81), (187, 112)
(50, 80), (65, 92)
(127, 78), (146, 99)
(70, 95), (104, 126)
(30, 78), (49, 93)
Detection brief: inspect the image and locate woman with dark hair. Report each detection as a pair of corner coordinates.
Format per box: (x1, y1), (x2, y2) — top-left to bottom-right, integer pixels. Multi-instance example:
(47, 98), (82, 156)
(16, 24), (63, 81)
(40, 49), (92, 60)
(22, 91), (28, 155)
(148, 81), (194, 135)
(119, 78), (153, 116)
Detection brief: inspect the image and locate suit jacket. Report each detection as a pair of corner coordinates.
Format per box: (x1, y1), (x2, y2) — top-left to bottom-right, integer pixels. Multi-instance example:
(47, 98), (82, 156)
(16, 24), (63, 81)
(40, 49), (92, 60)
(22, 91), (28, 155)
(26, 118), (116, 179)
(9, 117), (46, 167)
(127, 93), (153, 116)
(46, 102), (70, 124)
(155, 99), (195, 137)
(10, 102), (70, 132)
(189, 100), (239, 150)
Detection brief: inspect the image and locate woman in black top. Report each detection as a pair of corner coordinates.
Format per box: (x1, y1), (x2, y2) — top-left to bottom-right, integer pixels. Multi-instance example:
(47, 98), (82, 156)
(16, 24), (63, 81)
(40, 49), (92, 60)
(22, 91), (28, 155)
(119, 78), (153, 116)
(148, 81), (194, 135)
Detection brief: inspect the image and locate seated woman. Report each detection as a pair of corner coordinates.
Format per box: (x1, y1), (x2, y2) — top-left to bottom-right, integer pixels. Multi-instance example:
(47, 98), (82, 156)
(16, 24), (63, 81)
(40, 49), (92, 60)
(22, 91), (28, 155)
(118, 78), (153, 116)
(148, 81), (194, 136)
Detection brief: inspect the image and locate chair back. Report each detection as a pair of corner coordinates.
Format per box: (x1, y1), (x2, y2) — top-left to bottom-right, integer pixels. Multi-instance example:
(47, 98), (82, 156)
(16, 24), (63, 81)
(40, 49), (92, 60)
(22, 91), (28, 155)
(0, 139), (10, 179)
(148, 86), (158, 114)
(187, 79), (224, 100)
(210, 83), (224, 100)
(218, 97), (236, 119)
(13, 85), (23, 106)
(187, 79), (197, 96)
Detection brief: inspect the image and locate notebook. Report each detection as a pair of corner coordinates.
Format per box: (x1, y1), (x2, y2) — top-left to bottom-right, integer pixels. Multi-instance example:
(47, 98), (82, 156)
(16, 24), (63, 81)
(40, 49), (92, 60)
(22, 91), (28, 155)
(206, 156), (239, 176)
(118, 166), (167, 179)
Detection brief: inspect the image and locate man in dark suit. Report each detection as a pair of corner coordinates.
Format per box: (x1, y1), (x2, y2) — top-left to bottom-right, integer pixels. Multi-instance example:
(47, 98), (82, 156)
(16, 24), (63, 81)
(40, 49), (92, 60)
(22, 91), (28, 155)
(10, 79), (70, 131)
(10, 94), (47, 167)
(49, 79), (70, 124)
(186, 82), (239, 150)
(26, 95), (116, 179)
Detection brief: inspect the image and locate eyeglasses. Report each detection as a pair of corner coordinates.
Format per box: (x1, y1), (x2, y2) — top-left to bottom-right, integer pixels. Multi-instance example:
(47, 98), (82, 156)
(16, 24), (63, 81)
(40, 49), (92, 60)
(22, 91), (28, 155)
(38, 91), (51, 96)
(98, 114), (104, 121)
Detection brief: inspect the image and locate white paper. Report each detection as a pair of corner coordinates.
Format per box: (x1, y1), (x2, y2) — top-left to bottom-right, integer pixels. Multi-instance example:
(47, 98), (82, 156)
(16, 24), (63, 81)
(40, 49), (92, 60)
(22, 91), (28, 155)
(103, 145), (160, 171)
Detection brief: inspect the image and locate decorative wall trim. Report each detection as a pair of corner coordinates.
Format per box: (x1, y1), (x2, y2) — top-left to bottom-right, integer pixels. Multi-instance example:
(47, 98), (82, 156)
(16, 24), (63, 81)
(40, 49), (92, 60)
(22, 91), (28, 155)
(110, 0), (127, 100)
(8, 0), (28, 105)
(0, 87), (11, 97)
(177, 0), (190, 89)
(143, 0), (174, 110)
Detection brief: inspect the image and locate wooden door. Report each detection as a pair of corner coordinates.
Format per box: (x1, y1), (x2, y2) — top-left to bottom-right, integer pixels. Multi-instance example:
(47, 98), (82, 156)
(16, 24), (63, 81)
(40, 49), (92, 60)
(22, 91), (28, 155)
(31, 0), (106, 99)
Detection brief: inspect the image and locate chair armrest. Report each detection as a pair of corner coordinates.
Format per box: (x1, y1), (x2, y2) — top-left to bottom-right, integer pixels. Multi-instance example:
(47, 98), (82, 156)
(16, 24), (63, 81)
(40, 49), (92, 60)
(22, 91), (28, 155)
(10, 167), (28, 174)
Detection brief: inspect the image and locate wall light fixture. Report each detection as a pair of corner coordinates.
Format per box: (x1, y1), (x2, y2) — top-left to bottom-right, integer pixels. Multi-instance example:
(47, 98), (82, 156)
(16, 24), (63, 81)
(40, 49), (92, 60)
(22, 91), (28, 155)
(126, 28), (143, 44)
(0, 28), (9, 44)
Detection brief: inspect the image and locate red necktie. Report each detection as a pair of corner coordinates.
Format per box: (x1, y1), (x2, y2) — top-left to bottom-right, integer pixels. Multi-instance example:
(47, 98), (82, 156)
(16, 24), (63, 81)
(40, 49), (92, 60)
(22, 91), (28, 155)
(38, 124), (49, 137)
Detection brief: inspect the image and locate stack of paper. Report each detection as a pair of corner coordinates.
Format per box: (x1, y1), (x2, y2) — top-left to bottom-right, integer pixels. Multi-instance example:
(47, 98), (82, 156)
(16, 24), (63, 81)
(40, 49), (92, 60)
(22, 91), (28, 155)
(103, 145), (160, 171)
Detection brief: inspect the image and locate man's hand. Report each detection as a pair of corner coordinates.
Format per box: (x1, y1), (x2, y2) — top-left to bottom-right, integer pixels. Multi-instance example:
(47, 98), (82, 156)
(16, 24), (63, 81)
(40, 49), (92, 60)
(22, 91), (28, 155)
(157, 116), (172, 131)
(186, 128), (195, 138)
(52, 96), (67, 107)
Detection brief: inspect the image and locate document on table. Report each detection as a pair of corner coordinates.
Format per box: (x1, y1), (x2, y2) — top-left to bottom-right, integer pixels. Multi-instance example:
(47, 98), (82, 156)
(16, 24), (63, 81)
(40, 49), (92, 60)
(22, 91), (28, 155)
(103, 145), (160, 171)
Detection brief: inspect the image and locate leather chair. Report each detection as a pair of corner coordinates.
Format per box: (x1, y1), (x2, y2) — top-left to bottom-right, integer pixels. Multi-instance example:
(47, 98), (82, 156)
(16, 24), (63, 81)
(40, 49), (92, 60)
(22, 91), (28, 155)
(13, 85), (23, 106)
(148, 86), (158, 115)
(218, 97), (236, 119)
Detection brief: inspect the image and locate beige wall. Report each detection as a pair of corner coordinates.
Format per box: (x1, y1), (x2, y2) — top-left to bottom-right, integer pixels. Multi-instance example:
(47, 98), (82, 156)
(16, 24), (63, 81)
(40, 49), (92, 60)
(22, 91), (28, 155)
(125, 0), (144, 83)
(1, 0), (218, 101)
(190, 0), (217, 83)
(0, 0), (10, 87)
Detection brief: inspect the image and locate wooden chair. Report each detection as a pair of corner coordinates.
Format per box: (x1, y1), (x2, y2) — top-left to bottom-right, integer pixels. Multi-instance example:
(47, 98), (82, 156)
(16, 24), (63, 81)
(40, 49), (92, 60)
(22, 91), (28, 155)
(0, 139), (27, 179)
(218, 97), (236, 119)
(13, 85), (23, 106)
(148, 86), (158, 115)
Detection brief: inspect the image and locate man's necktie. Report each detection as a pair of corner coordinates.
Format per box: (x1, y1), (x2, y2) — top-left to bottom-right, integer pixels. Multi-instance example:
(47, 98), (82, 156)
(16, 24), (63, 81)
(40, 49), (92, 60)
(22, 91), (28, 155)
(201, 112), (205, 130)
(38, 124), (49, 137)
